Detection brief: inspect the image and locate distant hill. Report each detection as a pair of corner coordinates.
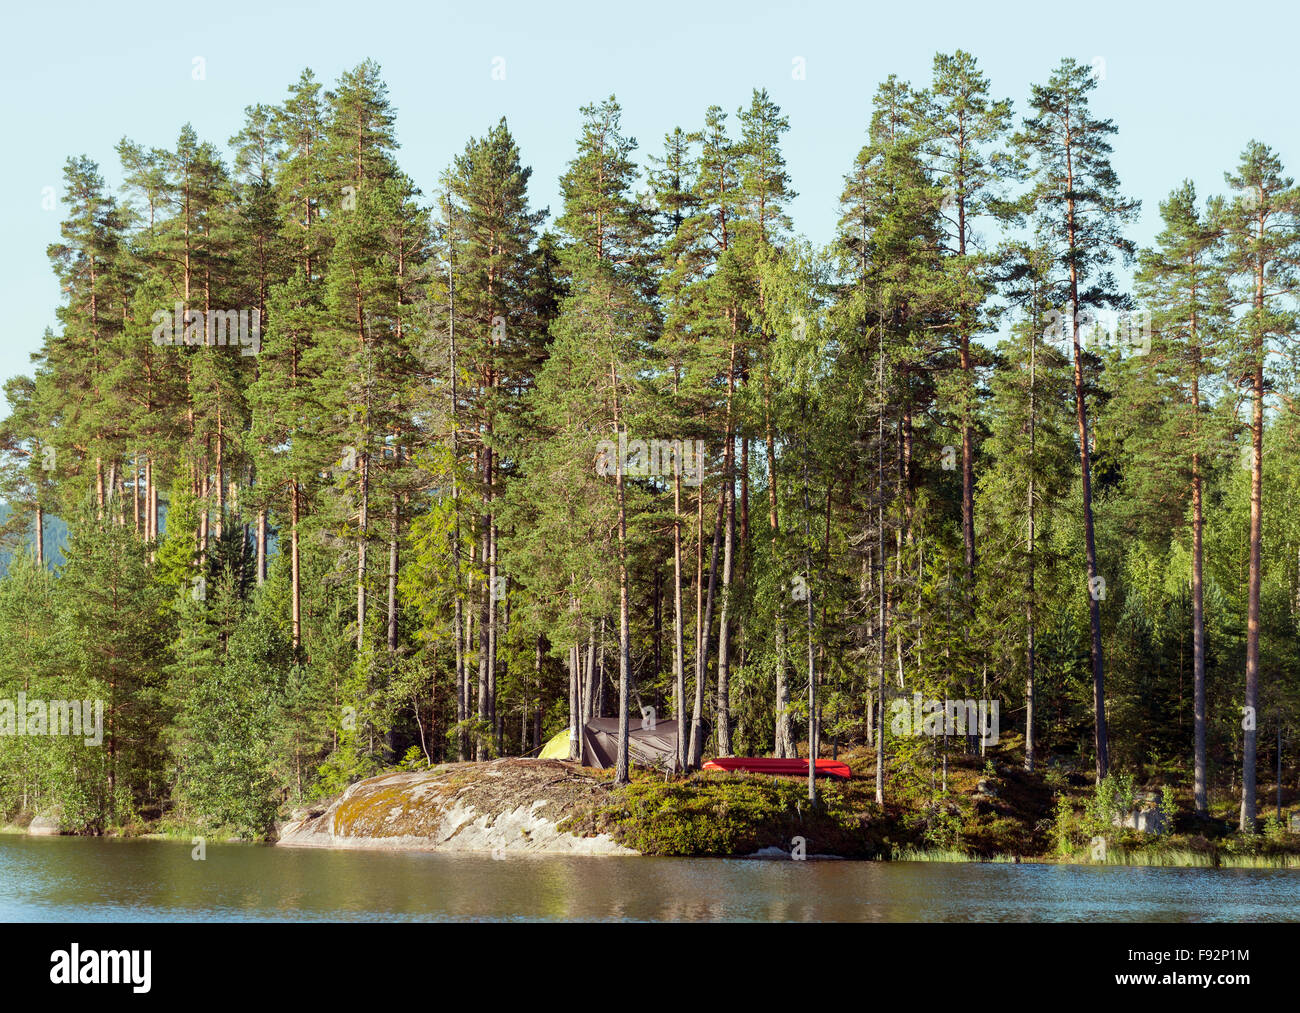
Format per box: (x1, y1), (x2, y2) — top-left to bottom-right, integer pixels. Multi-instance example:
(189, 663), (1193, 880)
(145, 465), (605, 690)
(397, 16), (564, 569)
(0, 503), (69, 574)
(0, 503), (275, 577)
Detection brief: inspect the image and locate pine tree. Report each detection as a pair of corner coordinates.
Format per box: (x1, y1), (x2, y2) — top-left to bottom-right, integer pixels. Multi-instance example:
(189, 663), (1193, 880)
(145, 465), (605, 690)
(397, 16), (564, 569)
(44, 156), (130, 514)
(1015, 58), (1139, 783)
(836, 75), (947, 800)
(230, 102), (289, 583)
(1127, 182), (1232, 813)
(986, 240), (1078, 770)
(548, 95), (655, 781)
(647, 124), (704, 768)
(306, 61), (427, 769)
(917, 50), (1015, 580)
(413, 118), (549, 760)
(734, 88), (796, 760)
(249, 69), (333, 648)
(1218, 142), (1300, 830)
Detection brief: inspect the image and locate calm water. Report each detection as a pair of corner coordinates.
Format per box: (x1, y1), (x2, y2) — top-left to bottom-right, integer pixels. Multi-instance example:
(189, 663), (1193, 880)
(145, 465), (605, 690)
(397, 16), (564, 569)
(2, 835), (1298, 921)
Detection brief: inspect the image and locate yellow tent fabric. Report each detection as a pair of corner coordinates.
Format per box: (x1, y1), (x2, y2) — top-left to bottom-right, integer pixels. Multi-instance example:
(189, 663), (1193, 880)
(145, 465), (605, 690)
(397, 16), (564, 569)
(538, 728), (570, 760)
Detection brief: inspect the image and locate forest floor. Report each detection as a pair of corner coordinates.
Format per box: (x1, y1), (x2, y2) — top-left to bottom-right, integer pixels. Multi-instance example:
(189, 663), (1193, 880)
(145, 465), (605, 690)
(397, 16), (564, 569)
(556, 744), (1055, 858)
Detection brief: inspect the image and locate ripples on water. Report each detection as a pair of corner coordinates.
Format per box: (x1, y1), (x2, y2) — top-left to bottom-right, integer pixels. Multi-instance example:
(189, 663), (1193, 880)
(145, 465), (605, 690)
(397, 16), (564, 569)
(2, 836), (1298, 922)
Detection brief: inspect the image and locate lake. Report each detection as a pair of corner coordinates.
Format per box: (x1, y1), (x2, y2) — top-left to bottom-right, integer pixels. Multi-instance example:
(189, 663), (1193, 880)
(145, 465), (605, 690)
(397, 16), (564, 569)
(2, 835), (1298, 921)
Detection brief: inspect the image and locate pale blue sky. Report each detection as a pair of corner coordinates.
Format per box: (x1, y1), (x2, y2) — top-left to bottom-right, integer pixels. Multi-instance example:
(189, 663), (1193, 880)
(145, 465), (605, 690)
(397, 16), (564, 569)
(1, 0), (1296, 406)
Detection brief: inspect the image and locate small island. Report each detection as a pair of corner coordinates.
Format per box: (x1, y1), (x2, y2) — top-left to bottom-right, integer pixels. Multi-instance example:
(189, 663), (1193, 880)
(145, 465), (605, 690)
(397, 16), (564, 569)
(1, 46), (1298, 902)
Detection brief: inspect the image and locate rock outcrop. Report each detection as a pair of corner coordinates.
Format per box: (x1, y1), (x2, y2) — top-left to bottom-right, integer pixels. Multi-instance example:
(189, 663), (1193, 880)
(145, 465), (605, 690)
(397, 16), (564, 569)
(27, 808), (62, 836)
(276, 758), (637, 855)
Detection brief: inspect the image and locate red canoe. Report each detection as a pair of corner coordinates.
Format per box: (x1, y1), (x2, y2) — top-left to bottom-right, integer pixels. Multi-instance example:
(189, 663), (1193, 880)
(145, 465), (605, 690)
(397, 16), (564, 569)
(702, 757), (852, 780)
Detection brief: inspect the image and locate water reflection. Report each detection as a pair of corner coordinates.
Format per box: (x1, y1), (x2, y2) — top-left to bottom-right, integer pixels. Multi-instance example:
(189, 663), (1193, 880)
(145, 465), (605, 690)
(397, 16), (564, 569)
(2, 836), (1297, 922)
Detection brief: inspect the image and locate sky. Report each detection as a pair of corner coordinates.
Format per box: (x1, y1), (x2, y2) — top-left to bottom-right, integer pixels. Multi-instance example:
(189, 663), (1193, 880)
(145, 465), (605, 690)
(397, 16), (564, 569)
(1, 0), (1296, 412)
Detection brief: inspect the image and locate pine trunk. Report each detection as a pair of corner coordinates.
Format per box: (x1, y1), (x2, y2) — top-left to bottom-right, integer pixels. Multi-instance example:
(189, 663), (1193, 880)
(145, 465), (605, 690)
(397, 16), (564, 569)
(1065, 156), (1109, 783)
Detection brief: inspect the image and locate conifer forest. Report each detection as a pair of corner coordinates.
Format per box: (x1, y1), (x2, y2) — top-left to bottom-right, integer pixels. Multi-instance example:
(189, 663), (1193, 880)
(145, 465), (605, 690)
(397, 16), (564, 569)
(4, 49), (1300, 847)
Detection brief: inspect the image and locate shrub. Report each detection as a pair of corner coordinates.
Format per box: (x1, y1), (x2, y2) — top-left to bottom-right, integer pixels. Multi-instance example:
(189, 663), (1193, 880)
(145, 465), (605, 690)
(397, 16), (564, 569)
(1053, 794), (1078, 855)
(1083, 772), (1136, 840)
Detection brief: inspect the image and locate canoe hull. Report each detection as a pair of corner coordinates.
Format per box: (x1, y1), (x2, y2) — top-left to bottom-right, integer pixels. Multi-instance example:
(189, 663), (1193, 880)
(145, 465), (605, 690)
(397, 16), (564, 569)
(702, 757), (852, 780)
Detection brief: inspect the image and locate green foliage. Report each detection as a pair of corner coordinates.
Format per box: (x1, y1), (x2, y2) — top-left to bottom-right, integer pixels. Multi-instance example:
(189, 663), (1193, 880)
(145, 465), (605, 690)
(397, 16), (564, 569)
(582, 773), (881, 857)
(1053, 793), (1078, 855)
(1084, 772), (1137, 840)
(1158, 786), (1178, 834)
(923, 806), (965, 851)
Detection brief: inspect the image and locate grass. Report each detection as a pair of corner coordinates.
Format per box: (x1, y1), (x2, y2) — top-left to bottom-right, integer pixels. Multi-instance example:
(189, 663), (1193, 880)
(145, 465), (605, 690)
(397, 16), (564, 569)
(1218, 853), (1300, 868)
(889, 847), (975, 863)
(889, 849), (1029, 863)
(1085, 849), (1217, 867)
(1049, 847), (1300, 868)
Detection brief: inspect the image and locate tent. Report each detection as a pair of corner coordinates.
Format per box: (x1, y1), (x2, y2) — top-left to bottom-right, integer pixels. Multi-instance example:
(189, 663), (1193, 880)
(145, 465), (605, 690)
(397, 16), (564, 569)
(538, 727), (571, 760)
(535, 718), (700, 772)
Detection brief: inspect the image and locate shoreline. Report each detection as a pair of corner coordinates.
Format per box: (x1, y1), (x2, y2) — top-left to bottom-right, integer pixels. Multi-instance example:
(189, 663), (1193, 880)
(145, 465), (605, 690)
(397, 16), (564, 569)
(6, 830), (1300, 869)
(8, 757), (1300, 869)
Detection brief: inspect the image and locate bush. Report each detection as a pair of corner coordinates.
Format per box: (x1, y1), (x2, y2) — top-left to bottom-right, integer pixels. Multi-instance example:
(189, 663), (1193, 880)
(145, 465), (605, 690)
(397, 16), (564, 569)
(1158, 787), (1177, 835)
(1083, 772), (1136, 839)
(1053, 793), (1078, 855)
(924, 807), (964, 851)
(397, 745), (431, 771)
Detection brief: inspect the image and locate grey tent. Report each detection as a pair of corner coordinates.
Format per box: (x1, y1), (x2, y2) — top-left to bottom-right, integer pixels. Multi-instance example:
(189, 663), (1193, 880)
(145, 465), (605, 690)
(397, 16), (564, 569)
(579, 717), (705, 772)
